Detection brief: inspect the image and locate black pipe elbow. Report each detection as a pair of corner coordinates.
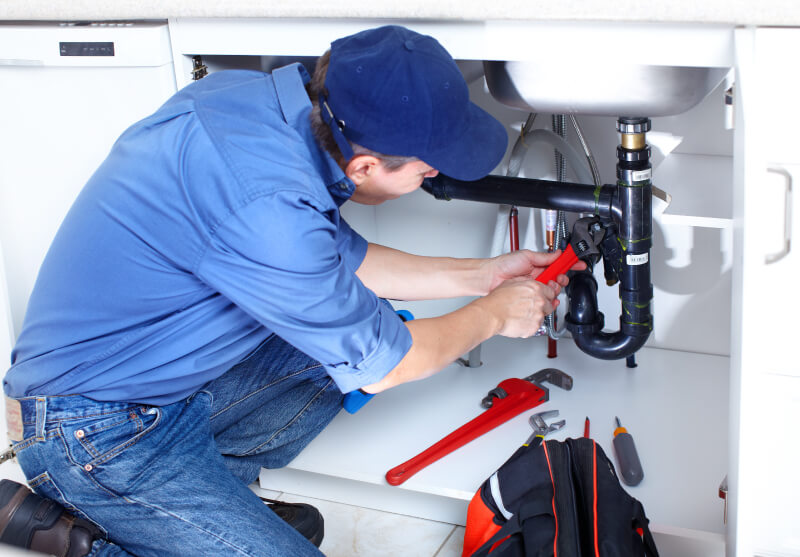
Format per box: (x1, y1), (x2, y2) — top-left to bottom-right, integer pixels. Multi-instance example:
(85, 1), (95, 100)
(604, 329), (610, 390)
(565, 271), (651, 360)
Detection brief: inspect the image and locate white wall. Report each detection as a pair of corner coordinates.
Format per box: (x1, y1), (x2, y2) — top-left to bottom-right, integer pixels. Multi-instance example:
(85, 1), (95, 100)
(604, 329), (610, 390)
(0, 237), (28, 484)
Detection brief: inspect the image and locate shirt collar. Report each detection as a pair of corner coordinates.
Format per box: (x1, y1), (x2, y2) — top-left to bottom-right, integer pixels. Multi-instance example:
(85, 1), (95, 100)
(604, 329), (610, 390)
(271, 63), (356, 206)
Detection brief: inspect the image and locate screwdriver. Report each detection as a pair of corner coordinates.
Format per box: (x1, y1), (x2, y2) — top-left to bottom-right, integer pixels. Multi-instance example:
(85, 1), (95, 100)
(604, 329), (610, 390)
(613, 416), (644, 486)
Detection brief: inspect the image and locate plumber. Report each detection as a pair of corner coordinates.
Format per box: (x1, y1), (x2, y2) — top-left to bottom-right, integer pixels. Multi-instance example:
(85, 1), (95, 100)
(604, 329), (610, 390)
(1, 25), (579, 556)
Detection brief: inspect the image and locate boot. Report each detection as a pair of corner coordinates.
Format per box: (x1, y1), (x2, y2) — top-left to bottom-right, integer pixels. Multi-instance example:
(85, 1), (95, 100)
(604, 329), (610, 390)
(259, 497), (324, 548)
(0, 479), (103, 557)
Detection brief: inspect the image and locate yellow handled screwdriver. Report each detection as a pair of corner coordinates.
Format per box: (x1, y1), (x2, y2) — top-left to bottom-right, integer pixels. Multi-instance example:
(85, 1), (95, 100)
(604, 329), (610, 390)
(613, 416), (644, 486)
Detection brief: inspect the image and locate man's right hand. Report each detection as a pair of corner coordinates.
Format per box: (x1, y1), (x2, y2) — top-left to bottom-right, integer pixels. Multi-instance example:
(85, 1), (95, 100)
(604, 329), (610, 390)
(474, 276), (560, 339)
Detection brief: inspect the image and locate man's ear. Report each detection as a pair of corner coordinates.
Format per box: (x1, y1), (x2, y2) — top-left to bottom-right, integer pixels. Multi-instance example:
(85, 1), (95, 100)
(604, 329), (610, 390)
(345, 155), (381, 185)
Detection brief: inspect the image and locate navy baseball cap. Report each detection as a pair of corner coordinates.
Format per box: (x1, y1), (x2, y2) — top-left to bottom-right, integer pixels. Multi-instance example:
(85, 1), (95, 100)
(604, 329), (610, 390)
(320, 25), (508, 181)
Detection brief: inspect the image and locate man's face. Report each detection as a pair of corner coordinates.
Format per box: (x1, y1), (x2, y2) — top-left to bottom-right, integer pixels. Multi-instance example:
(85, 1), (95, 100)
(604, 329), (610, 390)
(348, 159), (439, 205)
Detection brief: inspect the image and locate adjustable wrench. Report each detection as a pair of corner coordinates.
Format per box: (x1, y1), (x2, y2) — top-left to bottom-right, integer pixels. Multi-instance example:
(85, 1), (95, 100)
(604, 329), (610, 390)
(385, 368), (572, 486)
(524, 409), (565, 447)
(535, 216), (605, 284)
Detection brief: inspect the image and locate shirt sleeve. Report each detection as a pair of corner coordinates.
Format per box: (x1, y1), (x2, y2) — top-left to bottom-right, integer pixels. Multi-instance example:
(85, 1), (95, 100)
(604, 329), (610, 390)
(336, 216), (368, 274)
(195, 191), (411, 393)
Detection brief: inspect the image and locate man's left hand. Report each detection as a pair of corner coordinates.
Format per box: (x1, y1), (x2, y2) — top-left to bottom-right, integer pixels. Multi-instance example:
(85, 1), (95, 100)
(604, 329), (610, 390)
(484, 249), (586, 293)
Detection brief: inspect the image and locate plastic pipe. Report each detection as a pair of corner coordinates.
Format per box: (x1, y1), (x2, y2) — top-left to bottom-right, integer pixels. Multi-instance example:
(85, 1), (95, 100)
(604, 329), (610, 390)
(421, 174), (615, 219)
(564, 272), (648, 359)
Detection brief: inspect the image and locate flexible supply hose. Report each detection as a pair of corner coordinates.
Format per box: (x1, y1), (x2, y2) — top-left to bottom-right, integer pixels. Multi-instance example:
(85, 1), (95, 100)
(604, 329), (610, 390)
(514, 129), (594, 185)
(546, 115), (569, 342)
(506, 113), (537, 178)
(569, 115), (602, 188)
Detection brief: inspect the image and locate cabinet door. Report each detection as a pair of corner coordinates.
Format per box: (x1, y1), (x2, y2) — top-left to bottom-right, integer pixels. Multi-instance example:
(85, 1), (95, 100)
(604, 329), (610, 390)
(732, 27), (800, 557)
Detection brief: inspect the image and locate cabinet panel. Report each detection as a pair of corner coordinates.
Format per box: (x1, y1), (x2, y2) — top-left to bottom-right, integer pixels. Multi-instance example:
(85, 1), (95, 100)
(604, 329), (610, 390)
(0, 23), (176, 338)
(749, 374), (800, 555)
(732, 26), (800, 557)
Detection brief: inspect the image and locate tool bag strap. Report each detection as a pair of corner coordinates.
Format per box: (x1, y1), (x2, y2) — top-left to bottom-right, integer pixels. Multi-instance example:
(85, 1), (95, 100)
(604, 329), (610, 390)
(470, 490), (554, 557)
(632, 500), (660, 557)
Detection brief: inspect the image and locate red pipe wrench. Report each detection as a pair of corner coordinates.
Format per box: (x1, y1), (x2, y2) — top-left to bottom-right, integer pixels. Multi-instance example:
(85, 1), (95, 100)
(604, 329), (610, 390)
(385, 368), (573, 486)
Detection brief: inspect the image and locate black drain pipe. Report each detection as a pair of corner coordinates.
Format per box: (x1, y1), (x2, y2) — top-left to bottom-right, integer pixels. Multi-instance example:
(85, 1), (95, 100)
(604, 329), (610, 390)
(421, 174), (617, 219)
(420, 117), (654, 361)
(567, 118), (653, 360)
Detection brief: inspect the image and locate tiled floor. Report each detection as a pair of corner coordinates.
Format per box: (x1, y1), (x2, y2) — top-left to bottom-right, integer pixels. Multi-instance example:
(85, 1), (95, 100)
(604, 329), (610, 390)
(0, 454), (465, 557)
(250, 484), (465, 557)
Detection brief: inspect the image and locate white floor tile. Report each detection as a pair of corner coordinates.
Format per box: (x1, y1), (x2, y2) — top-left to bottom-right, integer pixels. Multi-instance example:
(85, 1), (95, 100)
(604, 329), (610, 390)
(434, 526), (465, 557)
(0, 459), (30, 485)
(0, 542), (48, 556)
(279, 493), (456, 557)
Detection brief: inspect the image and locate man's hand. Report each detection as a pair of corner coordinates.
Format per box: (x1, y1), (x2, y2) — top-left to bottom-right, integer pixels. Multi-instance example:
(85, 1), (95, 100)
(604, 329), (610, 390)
(482, 249), (586, 293)
(475, 276), (560, 338)
(360, 248), (588, 393)
(362, 271), (563, 393)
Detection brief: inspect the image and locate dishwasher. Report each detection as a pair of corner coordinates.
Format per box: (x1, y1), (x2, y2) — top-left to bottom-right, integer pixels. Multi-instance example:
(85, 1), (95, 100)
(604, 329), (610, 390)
(0, 21), (176, 341)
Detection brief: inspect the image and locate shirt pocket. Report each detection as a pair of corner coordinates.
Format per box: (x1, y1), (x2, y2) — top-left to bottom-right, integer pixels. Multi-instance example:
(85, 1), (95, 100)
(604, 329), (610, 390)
(60, 406), (161, 469)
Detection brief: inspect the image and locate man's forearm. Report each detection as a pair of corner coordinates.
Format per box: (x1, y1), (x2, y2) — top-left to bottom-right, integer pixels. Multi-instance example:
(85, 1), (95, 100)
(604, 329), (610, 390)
(361, 300), (499, 393)
(355, 243), (489, 300)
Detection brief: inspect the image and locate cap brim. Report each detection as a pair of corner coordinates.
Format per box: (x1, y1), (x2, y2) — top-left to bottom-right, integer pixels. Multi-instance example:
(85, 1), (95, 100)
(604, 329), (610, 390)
(423, 102), (508, 182)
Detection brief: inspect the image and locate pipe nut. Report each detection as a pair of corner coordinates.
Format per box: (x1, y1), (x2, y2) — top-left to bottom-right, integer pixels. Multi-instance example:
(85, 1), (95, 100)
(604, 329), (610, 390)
(616, 118), (651, 134)
(616, 146), (651, 162)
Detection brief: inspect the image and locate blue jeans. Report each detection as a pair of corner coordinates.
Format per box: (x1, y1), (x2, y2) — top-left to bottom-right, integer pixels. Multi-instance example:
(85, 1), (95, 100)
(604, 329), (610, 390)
(11, 335), (343, 556)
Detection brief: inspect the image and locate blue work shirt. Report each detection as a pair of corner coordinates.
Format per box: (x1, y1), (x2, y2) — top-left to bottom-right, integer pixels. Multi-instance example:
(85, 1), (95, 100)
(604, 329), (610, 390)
(4, 64), (412, 405)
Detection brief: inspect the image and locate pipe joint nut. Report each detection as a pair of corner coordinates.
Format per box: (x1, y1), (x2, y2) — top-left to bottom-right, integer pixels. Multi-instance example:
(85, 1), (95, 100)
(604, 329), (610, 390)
(620, 286), (654, 303)
(616, 118), (651, 134)
(617, 146), (651, 162)
(565, 311), (605, 334)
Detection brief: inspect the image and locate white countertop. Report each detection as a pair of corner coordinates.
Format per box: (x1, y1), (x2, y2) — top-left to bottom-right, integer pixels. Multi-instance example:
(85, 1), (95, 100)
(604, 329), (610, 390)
(1, 0), (798, 26)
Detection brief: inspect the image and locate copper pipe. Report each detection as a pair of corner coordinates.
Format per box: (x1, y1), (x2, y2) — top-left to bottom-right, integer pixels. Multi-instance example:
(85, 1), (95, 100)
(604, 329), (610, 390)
(509, 206), (519, 252)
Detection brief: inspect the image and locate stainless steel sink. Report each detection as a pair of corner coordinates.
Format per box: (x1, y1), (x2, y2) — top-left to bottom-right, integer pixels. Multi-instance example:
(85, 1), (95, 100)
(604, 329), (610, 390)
(484, 60), (729, 117)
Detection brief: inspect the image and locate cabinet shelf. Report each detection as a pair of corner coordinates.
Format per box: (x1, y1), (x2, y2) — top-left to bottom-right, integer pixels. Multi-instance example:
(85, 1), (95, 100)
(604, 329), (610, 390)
(261, 337), (729, 539)
(656, 153), (733, 228)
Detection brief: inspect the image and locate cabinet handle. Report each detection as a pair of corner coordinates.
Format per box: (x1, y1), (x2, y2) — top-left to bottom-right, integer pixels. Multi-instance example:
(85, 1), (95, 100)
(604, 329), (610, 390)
(765, 167), (792, 264)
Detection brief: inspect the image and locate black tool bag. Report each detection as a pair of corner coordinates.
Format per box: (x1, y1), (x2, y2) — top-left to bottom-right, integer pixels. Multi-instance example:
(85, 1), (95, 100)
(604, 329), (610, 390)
(462, 437), (659, 557)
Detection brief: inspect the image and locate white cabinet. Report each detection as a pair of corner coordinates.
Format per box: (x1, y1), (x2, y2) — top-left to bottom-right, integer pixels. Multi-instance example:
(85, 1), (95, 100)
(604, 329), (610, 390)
(730, 27), (800, 557)
(0, 22), (176, 339)
(167, 18), (748, 555)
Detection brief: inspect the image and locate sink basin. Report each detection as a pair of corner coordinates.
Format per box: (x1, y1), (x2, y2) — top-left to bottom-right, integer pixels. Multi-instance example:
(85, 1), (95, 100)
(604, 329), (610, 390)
(484, 60), (729, 117)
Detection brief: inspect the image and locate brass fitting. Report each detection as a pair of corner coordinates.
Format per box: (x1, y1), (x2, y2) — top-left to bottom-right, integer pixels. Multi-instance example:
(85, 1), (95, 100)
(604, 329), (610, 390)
(621, 133), (646, 150)
(546, 230), (555, 251)
(616, 118), (650, 151)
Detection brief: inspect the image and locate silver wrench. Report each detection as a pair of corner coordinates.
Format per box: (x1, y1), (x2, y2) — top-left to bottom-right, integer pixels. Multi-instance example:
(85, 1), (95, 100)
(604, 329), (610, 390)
(525, 409), (565, 446)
